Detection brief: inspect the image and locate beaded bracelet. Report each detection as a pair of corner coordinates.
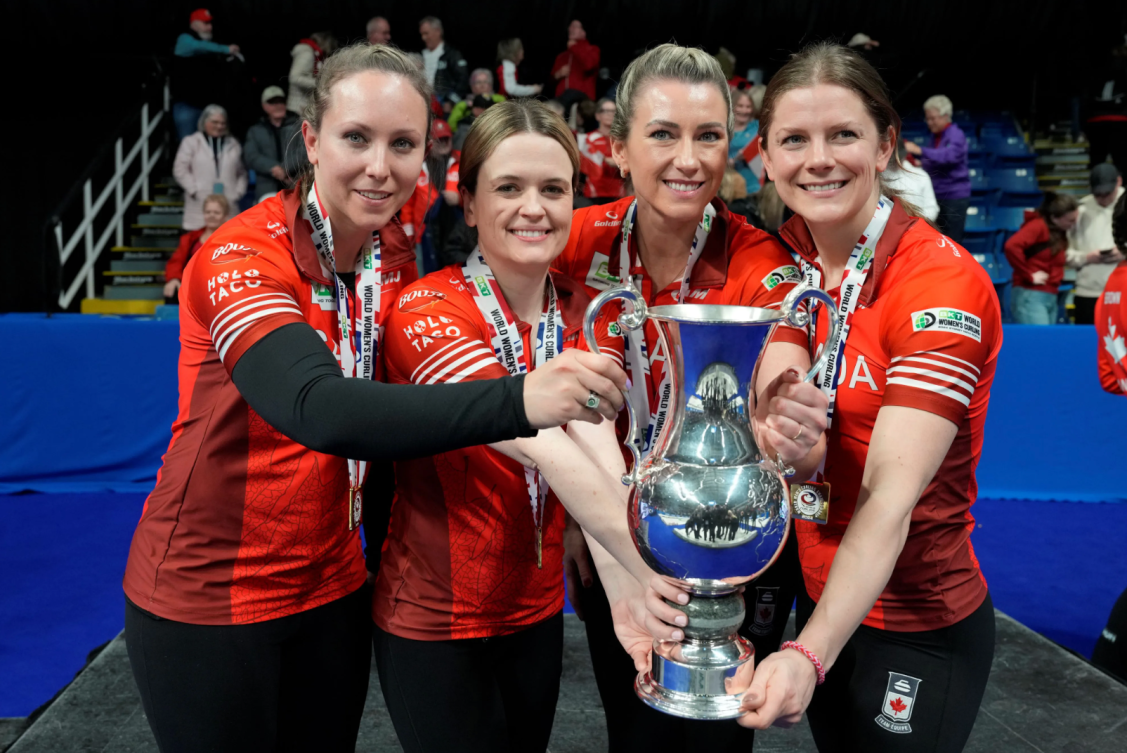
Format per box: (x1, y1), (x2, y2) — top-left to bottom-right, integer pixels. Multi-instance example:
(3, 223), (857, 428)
(780, 640), (826, 685)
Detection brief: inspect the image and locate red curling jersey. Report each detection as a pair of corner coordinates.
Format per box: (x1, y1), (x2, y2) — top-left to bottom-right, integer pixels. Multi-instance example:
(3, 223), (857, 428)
(780, 200), (1001, 631)
(123, 188), (417, 625)
(374, 266), (625, 640)
(556, 197), (810, 448)
(1096, 262), (1127, 395)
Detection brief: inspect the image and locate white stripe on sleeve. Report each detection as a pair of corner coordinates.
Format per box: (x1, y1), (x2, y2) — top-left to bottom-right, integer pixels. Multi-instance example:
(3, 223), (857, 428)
(886, 376), (972, 407)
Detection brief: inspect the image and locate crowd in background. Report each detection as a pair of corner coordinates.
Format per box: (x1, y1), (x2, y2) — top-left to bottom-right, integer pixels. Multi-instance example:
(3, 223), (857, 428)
(164, 8), (1126, 325)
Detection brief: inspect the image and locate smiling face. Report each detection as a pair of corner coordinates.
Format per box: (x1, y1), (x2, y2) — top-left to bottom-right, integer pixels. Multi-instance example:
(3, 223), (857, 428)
(924, 107), (950, 134)
(760, 83), (893, 232)
(202, 200), (227, 230)
(595, 101), (615, 131)
(733, 94), (754, 127)
(471, 71), (493, 95)
(203, 112), (227, 137)
(611, 80), (728, 225)
(462, 132), (574, 274)
(302, 70), (429, 238)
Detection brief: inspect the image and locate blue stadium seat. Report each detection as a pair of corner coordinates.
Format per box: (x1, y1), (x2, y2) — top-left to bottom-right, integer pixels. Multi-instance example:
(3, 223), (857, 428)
(961, 230), (998, 264)
(904, 132), (928, 146)
(968, 166), (989, 192)
(991, 206), (1034, 233)
(987, 166), (1037, 193)
(964, 204), (992, 231)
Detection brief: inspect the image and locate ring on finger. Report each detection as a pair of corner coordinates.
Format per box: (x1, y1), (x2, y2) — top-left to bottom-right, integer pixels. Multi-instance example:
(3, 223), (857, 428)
(792, 425), (804, 442)
(586, 391), (601, 410)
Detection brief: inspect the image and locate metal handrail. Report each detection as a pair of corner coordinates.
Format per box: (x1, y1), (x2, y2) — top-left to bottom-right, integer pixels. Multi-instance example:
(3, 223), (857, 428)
(52, 80), (170, 310)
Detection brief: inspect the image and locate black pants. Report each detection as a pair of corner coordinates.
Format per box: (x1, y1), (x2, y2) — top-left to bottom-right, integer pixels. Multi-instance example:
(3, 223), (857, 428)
(124, 587), (373, 753)
(1092, 585), (1127, 684)
(374, 612), (564, 753)
(936, 198), (970, 244)
(1086, 120), (1127, 172)
(797, 589), (995, 753)
(1073, 295), (1098, 325)
(580, 527), (803, 752)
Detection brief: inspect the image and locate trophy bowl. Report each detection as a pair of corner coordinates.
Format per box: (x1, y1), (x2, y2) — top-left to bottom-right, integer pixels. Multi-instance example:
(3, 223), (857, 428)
(584, 287), (840, 720)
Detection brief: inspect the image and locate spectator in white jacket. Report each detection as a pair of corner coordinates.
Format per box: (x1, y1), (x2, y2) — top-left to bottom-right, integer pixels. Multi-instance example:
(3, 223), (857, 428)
(1066, 163), (1126, 323)
(884, 142), (940, 222)
(287, 33), (338, 116)
(496, 38), (542, 98)
(173, 105), (248, 230)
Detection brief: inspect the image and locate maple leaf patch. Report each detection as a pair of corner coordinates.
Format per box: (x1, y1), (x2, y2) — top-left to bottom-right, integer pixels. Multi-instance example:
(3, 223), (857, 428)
(1104, 320), (1127, 363)
(889, 697), (907, 715)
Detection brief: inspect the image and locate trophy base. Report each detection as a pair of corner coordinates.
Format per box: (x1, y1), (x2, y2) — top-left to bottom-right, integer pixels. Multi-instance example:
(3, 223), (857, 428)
(634, 636), (755, 720)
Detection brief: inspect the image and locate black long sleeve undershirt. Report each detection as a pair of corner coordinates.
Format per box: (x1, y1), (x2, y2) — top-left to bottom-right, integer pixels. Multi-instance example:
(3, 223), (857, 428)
(230, 322), (536, 462)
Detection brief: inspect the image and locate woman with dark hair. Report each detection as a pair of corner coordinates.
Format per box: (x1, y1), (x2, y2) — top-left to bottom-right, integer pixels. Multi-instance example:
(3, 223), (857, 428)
(374, 98), (660, 753)
(643, 42), (1003, 752)
(122, 44), (626, 753)
(1004, 191), (1079, 325)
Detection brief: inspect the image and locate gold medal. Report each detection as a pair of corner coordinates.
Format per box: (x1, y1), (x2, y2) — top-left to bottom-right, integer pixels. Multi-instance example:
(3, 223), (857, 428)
(348, 486), (363, 531)
(790, 482), (831, 524)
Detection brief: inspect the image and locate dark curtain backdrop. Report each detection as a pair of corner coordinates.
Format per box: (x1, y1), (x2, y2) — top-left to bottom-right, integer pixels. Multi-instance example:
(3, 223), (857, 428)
(5, 0), (1124, 311)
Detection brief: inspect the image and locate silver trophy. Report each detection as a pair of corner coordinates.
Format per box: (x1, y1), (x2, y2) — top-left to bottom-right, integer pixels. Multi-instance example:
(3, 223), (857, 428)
(583, 283), (840, 720)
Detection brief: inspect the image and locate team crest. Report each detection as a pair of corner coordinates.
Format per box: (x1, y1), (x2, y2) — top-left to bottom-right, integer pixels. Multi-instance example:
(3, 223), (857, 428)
(748, 587), (778, 636)
(875, 672), (921, 734)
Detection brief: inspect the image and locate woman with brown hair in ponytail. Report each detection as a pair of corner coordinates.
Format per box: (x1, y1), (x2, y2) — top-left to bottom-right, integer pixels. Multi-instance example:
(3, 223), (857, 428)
(1004, 191), (1080, 324)
(121, 43), (626, 753)
(642, 42), (1002, 752)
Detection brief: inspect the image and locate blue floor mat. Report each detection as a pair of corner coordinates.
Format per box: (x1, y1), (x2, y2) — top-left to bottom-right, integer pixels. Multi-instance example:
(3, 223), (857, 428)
(0, 492), (145, 717)
(970, 497), (1127, 658)
(1, 494), (1124, 717)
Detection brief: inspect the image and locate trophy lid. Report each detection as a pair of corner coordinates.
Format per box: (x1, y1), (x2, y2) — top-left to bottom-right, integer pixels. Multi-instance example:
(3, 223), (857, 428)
(645, 304), (787, 325)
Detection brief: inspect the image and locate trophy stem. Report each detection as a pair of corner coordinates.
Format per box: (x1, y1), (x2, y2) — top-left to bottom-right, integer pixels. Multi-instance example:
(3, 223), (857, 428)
(635, 591), (754, 720)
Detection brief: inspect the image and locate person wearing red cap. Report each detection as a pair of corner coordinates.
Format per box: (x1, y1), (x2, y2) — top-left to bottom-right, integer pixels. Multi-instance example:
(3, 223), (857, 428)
(173, 9), (241, 140)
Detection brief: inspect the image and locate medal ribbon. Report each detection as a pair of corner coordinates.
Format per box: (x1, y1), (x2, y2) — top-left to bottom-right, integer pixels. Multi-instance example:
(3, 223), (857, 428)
(305, 182), (382, 529)
(799, 196), (892, 482)
(617, 199), (716, 453)
(462, 249), (563, 557)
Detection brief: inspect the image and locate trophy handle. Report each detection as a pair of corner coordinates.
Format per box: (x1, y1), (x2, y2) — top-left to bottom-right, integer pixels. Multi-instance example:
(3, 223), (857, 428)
(780, 285), (843, 384)
(583, 282), (647, 486)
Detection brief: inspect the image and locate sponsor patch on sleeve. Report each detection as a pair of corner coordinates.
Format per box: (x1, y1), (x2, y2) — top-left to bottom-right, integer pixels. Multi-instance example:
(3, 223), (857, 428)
(761, 265), (802, 290)
(398, 287), (447, 313)
(910, 307), (982, 342)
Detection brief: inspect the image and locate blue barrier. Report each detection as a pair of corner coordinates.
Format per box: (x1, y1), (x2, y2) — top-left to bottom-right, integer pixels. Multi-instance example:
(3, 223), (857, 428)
(1, 315), (1124, 502)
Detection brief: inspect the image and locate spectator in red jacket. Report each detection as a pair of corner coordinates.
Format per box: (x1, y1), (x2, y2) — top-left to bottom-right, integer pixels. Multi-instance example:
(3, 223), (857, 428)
(551, 20), (600, 101)
(163, 194), (230, 300)
(1004, 192), (1079, 324)
(1095, 192), (1127, 395)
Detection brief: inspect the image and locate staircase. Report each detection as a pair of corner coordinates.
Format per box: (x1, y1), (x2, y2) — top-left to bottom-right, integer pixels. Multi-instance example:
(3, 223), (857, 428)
(81, 179), (183, 315)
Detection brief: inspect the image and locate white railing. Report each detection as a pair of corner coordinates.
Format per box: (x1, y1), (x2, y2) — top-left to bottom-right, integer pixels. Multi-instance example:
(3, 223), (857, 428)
(53, 81), (170, 310)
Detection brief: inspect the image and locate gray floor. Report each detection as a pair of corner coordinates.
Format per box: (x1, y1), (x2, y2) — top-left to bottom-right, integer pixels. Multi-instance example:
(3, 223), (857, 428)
(7, 612), (1126, 752)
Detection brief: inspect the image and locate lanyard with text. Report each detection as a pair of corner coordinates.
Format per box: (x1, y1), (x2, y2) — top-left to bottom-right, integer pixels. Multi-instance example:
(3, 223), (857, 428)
(462, 249), (563, 568)
(305, 182), (382, 531)
(790, 196), (892, 524)
(618, 199), (716, 453)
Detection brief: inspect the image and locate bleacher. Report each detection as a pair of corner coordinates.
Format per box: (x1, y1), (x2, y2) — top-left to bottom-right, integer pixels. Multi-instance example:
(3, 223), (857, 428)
(901, 111), (1093, 323)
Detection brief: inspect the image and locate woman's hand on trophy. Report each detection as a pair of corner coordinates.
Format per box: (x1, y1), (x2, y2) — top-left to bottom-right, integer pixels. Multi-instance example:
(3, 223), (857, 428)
(736, 649), (818, 729)
(610, 594), (657, 672)
(523, 350), (627, 427)
(757, 367), (828, 468)
(642, 575), (693, 643)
